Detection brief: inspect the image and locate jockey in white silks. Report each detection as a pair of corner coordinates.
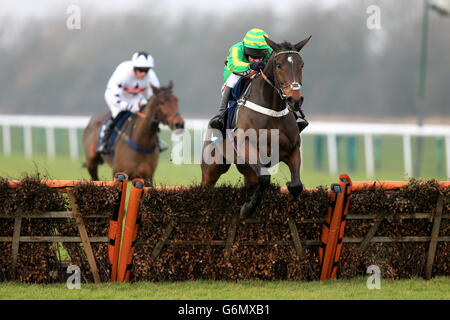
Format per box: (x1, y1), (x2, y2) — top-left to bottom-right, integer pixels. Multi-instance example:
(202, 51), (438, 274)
(97, 51), (160, 154)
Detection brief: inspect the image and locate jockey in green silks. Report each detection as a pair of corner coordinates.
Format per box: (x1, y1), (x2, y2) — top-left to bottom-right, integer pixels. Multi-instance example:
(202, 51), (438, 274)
(209, 28), (308, 133)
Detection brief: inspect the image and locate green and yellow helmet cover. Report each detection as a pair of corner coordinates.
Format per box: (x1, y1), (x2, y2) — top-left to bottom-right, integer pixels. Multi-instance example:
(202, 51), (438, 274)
(243, 28), (271, 50)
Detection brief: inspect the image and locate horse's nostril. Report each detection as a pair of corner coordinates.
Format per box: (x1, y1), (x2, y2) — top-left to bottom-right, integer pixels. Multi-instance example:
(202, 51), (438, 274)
(176, 122), (184, 129)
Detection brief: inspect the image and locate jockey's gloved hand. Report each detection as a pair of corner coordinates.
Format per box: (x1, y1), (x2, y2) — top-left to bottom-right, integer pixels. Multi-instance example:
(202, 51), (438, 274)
(119, 101), (129, 111)
(249, 61), (266, 71)
(128, 102), (140, 113)
(136, 94), (147, 108)
(139, 96), (148, 108)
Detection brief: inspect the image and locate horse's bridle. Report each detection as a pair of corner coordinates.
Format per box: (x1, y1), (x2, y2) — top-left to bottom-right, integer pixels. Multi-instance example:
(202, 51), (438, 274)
(259, 50), (302, 101)
(136, 89), (180, 125)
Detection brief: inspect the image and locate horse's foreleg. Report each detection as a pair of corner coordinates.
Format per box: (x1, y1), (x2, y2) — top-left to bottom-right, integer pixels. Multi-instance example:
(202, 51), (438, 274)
(285, 144), (303, 201)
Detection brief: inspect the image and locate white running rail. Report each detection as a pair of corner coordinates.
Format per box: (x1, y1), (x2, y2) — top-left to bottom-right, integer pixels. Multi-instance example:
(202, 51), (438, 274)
(1, 114), (449, 178)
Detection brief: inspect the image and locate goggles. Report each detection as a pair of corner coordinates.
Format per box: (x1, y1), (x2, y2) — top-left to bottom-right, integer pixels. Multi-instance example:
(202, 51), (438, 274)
(134, 67), (150, 73)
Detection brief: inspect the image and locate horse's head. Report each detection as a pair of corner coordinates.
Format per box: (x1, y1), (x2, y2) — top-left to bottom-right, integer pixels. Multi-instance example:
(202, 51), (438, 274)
(263, 35), (311, 111)
(150, 81), (185, 131)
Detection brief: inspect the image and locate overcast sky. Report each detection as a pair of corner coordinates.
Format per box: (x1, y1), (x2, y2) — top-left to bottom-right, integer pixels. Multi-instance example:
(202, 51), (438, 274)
(0, 0), (342, 49)
(0, 0), (341, 18)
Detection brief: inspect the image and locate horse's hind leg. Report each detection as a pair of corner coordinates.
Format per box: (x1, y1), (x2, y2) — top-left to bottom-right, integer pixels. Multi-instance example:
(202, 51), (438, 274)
(86, 154), (101, 181)
(201, 163), (231, 186)
(83, 118), (104, 181)
(238, 164), (271, 219)
(86, 160), (99, 181)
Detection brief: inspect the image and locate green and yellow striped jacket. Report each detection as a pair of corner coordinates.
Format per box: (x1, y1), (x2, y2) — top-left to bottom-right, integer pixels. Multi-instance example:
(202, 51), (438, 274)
(223, 41), (272, 83)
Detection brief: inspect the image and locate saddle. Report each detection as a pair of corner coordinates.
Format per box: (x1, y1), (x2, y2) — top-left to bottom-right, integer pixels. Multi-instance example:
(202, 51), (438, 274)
(97, 111), (133, 155)
(109, 111), (133, 150)
(98, 111), (164, 156)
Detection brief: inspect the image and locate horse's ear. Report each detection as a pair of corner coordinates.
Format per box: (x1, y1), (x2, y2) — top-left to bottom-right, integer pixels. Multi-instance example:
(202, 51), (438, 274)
(294, 35), (312, 52)
(151, 84), (160, 94)
(264, 36), (281, 52)
(168, 80), (173, 90)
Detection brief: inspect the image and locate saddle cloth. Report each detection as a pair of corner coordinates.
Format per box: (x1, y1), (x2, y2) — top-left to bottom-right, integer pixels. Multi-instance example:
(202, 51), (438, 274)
(97, 111), (132, 152)
(227, 77), (252, 130)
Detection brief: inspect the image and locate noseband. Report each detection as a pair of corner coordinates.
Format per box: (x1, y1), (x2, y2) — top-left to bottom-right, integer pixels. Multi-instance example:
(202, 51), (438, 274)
(260, 50), (302, 100)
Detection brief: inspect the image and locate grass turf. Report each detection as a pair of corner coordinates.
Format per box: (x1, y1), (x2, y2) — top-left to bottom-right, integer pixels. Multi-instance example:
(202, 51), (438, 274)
(0, 277), (449, 300)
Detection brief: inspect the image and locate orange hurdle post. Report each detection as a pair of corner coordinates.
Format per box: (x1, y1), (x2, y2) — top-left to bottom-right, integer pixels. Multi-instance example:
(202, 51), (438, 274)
(320, 174), (352, 280)
(117, 178), (144, 282)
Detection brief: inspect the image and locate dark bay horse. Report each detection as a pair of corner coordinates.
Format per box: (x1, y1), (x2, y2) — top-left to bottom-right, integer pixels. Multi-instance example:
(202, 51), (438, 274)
(83, 81), (184, 182)
(201, 35), (311, 219)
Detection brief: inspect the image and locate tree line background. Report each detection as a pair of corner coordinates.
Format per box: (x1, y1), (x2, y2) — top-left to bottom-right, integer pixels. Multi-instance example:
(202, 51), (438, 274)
(0, 0), (449, 122)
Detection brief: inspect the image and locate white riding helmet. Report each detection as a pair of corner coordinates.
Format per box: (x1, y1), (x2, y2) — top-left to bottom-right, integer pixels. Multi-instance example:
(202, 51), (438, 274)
(131, 51), (154, 68)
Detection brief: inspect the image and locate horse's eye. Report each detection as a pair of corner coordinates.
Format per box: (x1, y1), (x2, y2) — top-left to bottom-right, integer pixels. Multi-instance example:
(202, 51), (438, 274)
(277, 64), (282, 70)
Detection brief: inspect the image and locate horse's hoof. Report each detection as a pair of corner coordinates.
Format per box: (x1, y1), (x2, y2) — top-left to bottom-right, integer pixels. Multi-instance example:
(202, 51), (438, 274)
(287, 182), (303, 202)
(288, 193), (298, 202)
(240, 202), (256, 220)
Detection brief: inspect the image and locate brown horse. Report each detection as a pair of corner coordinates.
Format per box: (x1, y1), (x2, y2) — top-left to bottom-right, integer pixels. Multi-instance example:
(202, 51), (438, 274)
(83, 81), (184, 182)
(201, 35), (311, 218)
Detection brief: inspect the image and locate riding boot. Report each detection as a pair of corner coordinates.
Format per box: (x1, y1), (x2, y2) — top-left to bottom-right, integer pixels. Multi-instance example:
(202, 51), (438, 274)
(97, 117), (115, 154)
(294, 110), (309, 133)
(209, 86), (232, 132)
